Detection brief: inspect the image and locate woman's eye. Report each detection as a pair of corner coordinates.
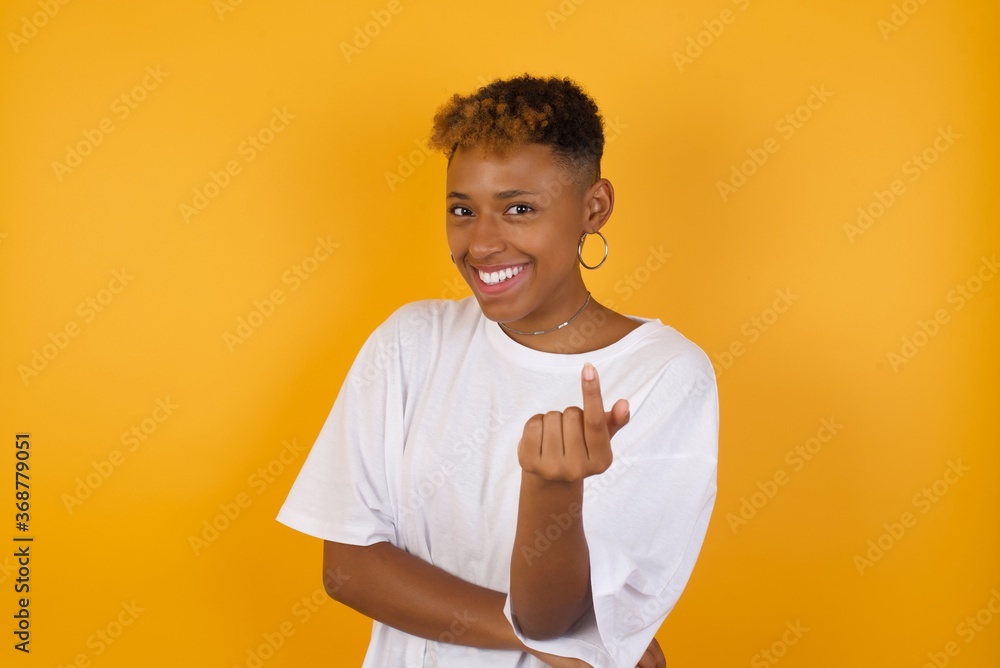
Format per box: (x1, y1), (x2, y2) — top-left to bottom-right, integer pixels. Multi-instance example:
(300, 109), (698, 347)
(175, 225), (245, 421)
(505, 204), (533, 215)
(448, 206), (473, 217)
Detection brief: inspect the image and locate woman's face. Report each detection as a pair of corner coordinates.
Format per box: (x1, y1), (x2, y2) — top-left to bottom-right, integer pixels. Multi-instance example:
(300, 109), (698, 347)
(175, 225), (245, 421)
(445, 142), (599, 332)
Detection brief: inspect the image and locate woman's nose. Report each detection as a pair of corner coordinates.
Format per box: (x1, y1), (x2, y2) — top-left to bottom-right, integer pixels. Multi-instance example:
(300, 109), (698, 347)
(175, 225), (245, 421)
(468, 216), (505, 258)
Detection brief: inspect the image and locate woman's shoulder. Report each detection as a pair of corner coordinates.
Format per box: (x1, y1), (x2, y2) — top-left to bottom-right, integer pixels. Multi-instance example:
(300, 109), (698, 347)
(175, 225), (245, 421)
(376, 297), (481, 342)
(622, 316), (715, 382)
(384, 296), (478, 323)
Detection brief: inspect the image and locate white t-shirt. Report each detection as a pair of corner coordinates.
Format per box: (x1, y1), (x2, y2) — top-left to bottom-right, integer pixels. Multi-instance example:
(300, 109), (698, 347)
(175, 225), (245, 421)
(276, 297), (719, 667)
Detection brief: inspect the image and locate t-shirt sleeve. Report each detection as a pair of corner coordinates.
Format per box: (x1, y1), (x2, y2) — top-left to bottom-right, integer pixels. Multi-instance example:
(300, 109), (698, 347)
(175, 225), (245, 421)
(275, 312), (406, 547)
(503, 347), (720, 667)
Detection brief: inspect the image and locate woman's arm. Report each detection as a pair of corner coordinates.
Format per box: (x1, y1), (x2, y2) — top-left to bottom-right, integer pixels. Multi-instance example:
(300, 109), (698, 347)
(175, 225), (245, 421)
(323, 539), (519, 649)
(323, 540), (595, 666)
(325, 538), (663, 668)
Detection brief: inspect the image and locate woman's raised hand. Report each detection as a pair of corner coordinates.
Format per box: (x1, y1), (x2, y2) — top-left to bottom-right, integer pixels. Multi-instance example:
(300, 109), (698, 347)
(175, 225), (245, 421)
(517, 363), (630, 482)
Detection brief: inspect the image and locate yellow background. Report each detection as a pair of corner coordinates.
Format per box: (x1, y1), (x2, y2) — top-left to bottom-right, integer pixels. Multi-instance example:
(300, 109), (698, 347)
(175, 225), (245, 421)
(2, 0), (998, 665)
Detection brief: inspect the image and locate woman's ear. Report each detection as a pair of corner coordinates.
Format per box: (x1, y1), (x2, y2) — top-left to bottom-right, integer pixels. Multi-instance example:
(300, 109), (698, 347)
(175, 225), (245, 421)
(584, 178), (614, 233)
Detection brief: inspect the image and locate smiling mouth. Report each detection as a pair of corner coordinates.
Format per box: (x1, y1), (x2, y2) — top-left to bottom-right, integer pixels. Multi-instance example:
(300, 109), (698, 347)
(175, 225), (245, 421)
(476, 264), (527, 286)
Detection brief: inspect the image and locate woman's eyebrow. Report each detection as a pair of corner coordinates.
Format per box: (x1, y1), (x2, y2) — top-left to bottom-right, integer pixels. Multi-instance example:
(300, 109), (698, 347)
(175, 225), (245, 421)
(446, 189), (541, 200)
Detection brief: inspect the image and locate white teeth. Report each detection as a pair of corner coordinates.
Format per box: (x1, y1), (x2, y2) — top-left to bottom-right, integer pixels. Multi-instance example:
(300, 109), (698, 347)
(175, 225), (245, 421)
(478, 264), (524, 286)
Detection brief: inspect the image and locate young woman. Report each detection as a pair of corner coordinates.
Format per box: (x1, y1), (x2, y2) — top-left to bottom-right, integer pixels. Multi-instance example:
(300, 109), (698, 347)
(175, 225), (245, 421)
(277, 74), (719, 668)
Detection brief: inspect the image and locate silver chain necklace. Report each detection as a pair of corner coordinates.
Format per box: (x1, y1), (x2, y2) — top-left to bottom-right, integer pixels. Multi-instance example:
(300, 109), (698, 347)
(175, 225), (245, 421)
(497, 292), (592, 336)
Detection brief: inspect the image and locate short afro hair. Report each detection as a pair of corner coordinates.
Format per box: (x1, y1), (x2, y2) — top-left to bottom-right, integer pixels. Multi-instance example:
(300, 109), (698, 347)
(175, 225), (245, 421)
(427, 73), (605, 193)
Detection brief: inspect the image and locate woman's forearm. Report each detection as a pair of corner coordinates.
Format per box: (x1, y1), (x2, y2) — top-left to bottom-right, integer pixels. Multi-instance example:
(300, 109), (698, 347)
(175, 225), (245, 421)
(509, 475), (592, 640)
(322, 539), (526, 651)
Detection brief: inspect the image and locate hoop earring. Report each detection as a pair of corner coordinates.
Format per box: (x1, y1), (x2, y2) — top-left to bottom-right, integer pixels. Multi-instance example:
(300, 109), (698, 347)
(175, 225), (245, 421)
(578, 231), (608, 270)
